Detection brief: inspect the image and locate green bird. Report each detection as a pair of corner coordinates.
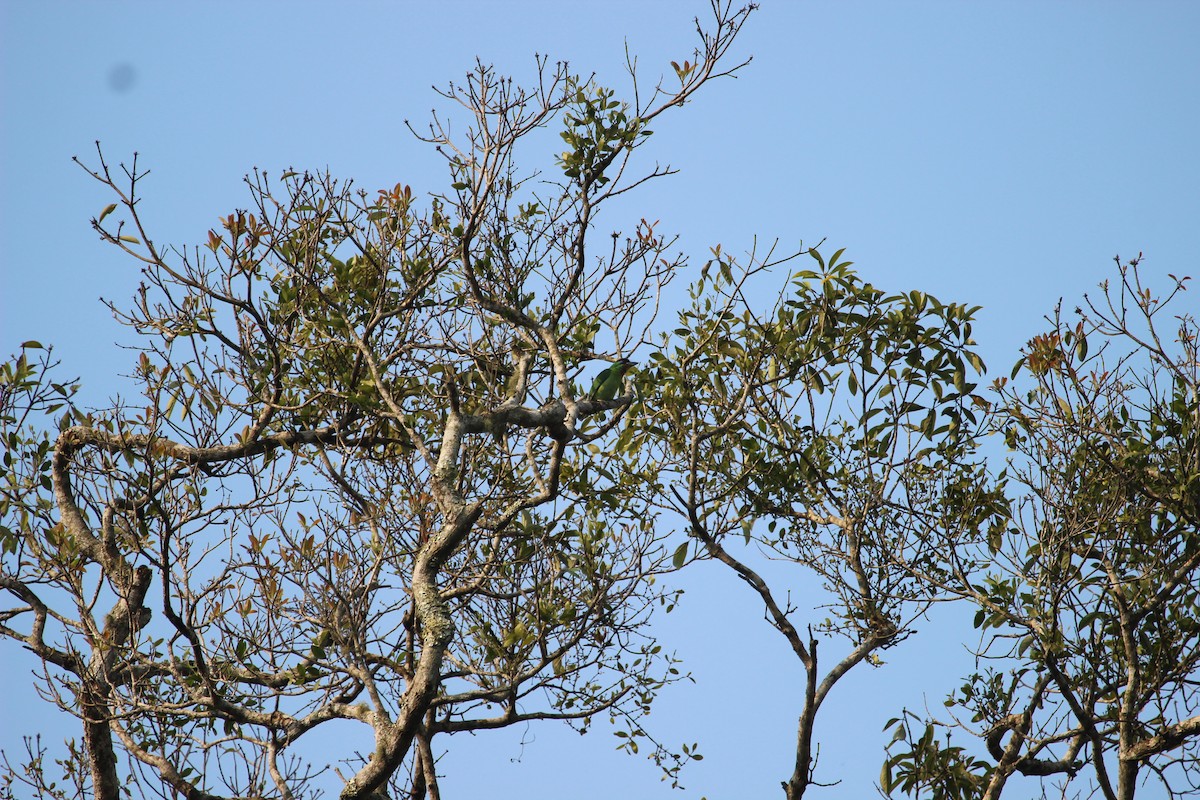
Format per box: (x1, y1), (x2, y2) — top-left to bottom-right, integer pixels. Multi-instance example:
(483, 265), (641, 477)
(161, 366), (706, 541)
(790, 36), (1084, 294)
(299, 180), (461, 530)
(589, 357), (636, 401)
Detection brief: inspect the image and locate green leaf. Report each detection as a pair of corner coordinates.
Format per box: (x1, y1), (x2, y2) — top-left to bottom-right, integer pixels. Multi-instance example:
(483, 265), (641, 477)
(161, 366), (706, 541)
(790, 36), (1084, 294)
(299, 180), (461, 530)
(98, 203), (118, 223)
(672, 542), (689, 568)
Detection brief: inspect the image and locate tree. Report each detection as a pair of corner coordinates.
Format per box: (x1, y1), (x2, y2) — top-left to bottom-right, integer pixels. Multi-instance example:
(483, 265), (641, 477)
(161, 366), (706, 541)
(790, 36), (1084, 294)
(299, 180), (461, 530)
(882, 257), (1200, 800)
(0, 5), (755, 798)
(637, 246), (995, 798)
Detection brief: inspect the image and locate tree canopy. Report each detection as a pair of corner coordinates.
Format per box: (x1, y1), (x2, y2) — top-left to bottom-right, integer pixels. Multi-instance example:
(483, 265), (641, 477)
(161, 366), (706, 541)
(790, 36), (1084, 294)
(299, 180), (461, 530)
(2, 4), (1198, 800)
(1, 5), (754, 797)
(882, 257), (1200, 800)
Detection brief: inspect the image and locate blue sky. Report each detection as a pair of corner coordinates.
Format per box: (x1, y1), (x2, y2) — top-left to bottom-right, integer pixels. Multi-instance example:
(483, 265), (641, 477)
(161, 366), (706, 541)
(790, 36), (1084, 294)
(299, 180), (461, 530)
(2, 2), (1198, 798)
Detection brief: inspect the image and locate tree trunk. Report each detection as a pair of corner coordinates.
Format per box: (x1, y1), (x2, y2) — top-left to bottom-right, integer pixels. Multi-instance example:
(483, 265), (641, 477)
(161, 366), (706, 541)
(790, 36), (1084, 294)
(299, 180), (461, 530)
(783, 654), (820, 799)
(80, 678), (121, 800)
